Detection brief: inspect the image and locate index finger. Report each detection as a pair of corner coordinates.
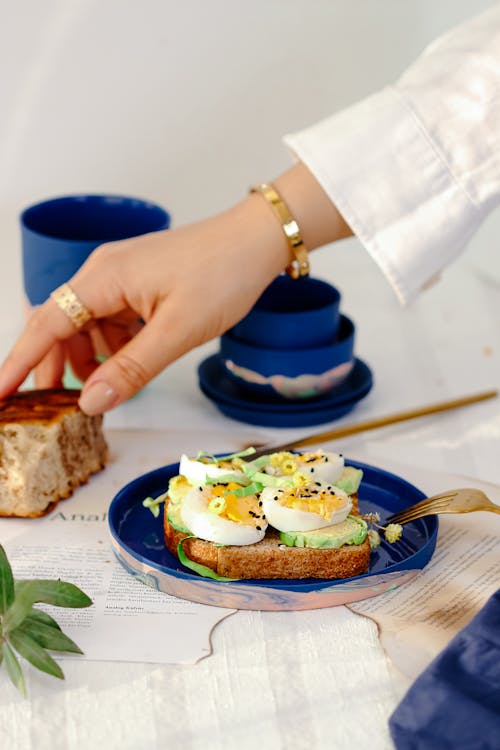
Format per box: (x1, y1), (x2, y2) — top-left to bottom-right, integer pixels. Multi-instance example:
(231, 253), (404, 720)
(0, 297), (88, 396)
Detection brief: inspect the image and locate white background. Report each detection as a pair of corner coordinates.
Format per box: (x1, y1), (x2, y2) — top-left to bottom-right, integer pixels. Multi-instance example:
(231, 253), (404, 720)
(0, 0), (499, 433)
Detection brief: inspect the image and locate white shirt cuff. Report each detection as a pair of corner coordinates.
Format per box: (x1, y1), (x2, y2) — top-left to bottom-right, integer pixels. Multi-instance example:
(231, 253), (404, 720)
(284, 86), (483, 305)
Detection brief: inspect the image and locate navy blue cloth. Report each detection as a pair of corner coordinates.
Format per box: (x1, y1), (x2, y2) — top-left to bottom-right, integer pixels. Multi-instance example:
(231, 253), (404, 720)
(389, 588), (500, 749)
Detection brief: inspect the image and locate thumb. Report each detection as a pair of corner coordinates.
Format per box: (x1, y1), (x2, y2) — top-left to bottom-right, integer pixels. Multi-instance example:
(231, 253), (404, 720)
(78, 307), (188, 415)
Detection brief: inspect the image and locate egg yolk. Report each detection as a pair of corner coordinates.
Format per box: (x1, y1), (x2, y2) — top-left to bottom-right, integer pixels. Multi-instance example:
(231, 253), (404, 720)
(277, 487), (347, 520)
(209, 483), (265, 527)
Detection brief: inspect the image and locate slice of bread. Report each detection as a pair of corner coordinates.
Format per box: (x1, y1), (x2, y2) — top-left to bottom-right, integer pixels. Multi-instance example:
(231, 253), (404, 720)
(0, 388), (108, 517)
(164, 502), (370, 579)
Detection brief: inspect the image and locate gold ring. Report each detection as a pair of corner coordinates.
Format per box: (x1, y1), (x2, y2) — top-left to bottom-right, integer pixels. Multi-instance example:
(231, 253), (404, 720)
(50, 283), (93, 330)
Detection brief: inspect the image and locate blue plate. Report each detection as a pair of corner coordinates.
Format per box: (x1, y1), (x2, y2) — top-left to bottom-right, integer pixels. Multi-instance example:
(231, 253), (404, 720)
(198, 354), (373, 427)
(108, 459), (438, 611)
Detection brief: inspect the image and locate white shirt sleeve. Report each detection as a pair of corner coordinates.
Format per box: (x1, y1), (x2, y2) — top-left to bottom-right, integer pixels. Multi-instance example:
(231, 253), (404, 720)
(283, 5), (500, 305)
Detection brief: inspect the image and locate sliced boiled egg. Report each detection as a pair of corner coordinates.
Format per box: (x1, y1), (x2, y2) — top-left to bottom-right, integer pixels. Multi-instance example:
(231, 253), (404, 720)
(260, 484), (351, 532)
(264, 450), (344, 485)
(179, 454), (246, 486)
(180, 482), (267, 545)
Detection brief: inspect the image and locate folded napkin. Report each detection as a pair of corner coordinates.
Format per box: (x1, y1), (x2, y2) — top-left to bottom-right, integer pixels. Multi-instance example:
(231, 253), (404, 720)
(389, 588), (500, 750)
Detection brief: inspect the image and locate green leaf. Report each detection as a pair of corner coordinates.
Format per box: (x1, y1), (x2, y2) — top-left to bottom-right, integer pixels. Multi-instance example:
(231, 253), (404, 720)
(5, 580), (92, 632)
(2, 641), (26, 696)
(177, 537), (239, 581)
(0, 544), (15, 615)
(14, 579), (92, 607)
(8, 629), (64, 680)
(14, 620), (83, 654)
(24, 607), (62, 631)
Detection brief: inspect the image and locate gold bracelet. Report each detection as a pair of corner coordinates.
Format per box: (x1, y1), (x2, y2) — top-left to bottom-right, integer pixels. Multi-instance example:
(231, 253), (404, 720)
(250, 182), (310, 279)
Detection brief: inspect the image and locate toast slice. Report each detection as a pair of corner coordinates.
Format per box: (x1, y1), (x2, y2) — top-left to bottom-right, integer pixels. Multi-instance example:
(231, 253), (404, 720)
(164, 502), (370, 579)
(0, 388), (108, 517)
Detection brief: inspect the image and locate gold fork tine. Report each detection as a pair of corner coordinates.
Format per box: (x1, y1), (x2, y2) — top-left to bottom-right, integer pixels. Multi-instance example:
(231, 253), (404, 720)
(387, 499), (450, 520)
(388, 509), (441, 524)
(387, 500), (467, 524)
(388, 499), (458, 521)
(387, 511), (429, 525)
(385, 494), (458, 524)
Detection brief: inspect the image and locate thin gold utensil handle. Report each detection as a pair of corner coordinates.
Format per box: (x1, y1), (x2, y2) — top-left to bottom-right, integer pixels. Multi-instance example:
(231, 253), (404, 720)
(251, 389), (498, 458)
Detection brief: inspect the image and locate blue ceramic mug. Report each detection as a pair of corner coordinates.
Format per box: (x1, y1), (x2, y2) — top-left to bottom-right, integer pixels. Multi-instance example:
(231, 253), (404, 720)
(21, 194), (170, 305)
(230, 274), (341, 350)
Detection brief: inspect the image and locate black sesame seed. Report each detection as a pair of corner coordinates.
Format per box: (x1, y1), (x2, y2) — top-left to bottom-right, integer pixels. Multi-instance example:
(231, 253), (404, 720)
(258, 501), (263, 506)
(310, 468), (314, 473)
(256, 525), (262, 531)
(274, 496), (278, 501)
(315, 481), (322, 486)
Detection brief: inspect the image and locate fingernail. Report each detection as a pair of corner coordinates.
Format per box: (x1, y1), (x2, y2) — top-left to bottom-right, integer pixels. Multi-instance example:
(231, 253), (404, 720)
(79, 381), (118, 415)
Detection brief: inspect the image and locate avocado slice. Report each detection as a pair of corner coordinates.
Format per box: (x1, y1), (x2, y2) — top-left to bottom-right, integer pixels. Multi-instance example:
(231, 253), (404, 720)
(335, 466), (363, 495)
(167, 502), (191, 534)
(280, 516), (367, 549)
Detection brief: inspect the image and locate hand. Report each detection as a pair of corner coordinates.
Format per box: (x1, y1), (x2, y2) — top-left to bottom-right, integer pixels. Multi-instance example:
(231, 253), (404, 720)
(0, 164), (351, 414)
(0, 196), (291, 414)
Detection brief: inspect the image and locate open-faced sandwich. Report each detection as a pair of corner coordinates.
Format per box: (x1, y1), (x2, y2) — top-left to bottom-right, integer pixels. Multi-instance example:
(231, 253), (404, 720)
(145, 448), (376, 580)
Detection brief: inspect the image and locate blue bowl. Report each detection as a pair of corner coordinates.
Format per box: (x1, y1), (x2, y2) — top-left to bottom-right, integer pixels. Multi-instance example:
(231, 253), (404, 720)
(230, 274), (341, 349)
(220, 314), (355, 400)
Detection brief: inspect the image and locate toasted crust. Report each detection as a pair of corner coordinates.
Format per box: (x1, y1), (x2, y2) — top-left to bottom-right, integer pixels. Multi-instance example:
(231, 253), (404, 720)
(0, 389), (108, 517)
(164, 502), (370, 580)
(0, 388), (85, 424)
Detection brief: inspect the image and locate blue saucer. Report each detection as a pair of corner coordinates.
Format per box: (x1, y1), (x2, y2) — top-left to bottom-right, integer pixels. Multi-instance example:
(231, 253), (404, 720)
(198, 354), (373, 427)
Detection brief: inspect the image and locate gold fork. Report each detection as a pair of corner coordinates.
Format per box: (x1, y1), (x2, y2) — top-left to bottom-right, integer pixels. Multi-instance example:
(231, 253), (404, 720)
(385, 488), (500, 525)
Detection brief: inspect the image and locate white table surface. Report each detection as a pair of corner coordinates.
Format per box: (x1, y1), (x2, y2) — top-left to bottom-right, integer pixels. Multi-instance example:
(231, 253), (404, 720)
(1, 238), (500, 750)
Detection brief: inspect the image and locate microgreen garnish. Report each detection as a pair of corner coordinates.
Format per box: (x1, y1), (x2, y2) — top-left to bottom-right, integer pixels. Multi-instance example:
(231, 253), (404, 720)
(142, 491), (169, 518)
(229, 482), (264, 498)
(0, 544), (92, 695)
(177, 538), (239, 581)
(196, 447), (256, 463)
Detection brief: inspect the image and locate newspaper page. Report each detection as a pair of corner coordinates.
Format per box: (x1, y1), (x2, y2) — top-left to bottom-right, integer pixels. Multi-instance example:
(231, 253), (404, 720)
(0, 428), (239, 664)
